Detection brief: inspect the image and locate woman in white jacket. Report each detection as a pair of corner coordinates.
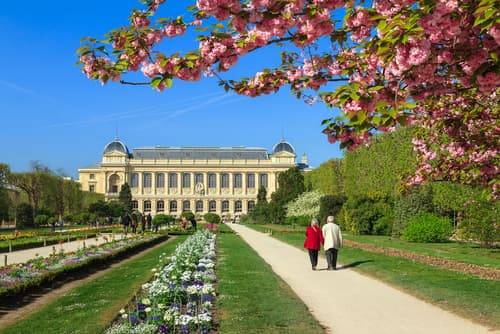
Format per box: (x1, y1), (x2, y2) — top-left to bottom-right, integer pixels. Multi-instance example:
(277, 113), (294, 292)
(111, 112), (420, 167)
(322, 216), (343, 270)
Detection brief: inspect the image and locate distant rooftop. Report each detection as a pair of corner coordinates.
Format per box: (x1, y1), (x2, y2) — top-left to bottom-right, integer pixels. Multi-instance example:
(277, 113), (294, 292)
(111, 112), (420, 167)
(131, 147), (270, 160)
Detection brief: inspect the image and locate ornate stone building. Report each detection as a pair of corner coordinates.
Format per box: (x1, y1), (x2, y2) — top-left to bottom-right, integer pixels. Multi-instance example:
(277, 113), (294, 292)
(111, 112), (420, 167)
(78, 139), (310, 217)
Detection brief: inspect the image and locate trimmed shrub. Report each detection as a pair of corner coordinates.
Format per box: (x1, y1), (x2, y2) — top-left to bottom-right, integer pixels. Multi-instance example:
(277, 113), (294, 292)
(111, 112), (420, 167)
(47, 217), (57, 227)
(343, 197), (392, 234)
(460, 199), (499, 247)
(373, 215), (393, 235)
(203, 213), (221, 224)
(285, 215), (312, 226)
(34, 214), (49, 227)
(319, 195), (346, 223)
(402, 213), (452, 243)
(16, 203), (34, 228)
(181, 211), (195, 221)
(152, 214), (175, 227)
(393, 185), (433, 236)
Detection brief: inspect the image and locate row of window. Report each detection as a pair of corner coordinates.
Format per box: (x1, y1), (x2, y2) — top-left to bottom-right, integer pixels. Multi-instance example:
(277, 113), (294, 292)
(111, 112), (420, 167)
(132, 200), (255, 213)
(130, 173), (268, 189)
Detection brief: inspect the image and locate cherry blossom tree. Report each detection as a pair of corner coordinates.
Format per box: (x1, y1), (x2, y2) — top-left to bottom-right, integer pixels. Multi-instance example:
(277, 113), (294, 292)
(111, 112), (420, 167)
(77, 0), (499, 194)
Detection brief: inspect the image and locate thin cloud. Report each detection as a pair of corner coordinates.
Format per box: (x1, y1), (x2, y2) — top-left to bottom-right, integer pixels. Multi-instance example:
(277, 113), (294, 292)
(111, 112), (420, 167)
(0, 79), (58, 104)
(49, 90), (227, 128)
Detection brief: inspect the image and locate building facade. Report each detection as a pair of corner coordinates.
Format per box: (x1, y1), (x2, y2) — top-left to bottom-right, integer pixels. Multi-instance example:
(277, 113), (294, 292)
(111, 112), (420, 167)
(78, 139), (310, 217)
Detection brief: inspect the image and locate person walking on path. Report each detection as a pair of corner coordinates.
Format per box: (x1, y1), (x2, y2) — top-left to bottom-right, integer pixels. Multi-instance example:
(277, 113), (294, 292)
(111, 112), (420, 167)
(191, 217), (197, 230)
(141, 215), (146, 233)
(304, 218), (324, 270)
(322, 216), (343, 270)
(122, 213), (130, 235)
(131, 213), (138, 234)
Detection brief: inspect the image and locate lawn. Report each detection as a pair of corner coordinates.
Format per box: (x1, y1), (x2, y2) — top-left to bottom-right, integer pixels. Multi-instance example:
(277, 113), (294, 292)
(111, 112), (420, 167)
(246, 223), (500, 268)
(216, 225), (325, 334)
(0, 236), (186, 334)
(245, 224), (500, 329)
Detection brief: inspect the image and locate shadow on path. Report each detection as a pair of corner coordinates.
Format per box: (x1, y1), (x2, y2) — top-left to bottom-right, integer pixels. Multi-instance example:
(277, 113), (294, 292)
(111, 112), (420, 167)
(338, 260), (374, 270)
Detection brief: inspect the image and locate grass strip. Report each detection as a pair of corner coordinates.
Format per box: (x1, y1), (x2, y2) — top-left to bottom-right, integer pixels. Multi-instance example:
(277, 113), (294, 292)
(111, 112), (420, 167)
(245, 225), (500, 329)
(0, 236), (186, 334)
(216, 225), (324, 334)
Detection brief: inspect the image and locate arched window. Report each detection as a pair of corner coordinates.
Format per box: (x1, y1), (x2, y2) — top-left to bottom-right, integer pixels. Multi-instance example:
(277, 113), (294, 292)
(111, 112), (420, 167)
(182, 173), (191, 188)
(168, 173), (178, 188)
(156, 173), (165, 188)
(195, 173), (204, 185)
(156, 200), (164, 212)
(144, 200), (151, 212)
(247, 173), (255, 188)
(208, 173), (216, 188)
(209, 200), (217, 212)
(108, 174), (120, 193)
(235, 200), (242, 213)
(169, 200), (178, 212)
(221, 173), (229, 188)
(131, 200), (138, 210)
(196, 200), (203, 212)
(130, 173), (139, 188)
(183, 200), (191, 211)
(143, 173), (152, 188)
(222, 200), (229, 212)
(234, 174), (242, 188)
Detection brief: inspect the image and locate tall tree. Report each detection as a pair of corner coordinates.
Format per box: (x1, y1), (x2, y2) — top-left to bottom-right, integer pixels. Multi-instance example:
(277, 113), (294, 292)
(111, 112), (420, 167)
(119, 183), (133, 213)
(271, 167), (305, 205)
(256, 186), (267, 204)
(77, 0), (499, 194)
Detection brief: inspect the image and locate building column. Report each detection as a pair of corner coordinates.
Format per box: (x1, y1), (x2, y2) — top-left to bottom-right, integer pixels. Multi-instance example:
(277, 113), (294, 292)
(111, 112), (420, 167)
(203, 173), (208, 194)
(242, 172), (247, 195)
(229, 172), (233, 195)
(177, 173), (182, 195)
(269, 172), (276, 194)
(216, 173), (221, 195)
(152, 172), (156, 195)
(139, 173), (144, 195)
(190, 173), (195, 195)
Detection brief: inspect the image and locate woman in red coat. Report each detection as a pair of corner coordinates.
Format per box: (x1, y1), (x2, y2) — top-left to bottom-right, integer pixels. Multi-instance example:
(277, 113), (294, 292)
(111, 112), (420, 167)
(304, 218), (324, 270)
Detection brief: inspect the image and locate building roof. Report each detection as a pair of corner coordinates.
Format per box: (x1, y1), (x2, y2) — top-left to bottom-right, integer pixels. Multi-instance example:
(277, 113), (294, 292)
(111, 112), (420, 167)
(103, 139), (130, 156)
(272, 140), (295, 154)
(131, 147), (270, 160)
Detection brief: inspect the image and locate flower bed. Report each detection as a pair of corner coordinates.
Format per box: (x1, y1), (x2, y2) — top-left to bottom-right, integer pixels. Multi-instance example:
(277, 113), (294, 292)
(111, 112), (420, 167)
(0, 233), (169, 299)
(0, 227), (119, 253)
(106, 230), (217, 334)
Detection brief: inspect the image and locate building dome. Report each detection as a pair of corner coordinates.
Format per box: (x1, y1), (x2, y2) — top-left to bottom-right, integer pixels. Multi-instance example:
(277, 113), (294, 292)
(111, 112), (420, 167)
(272, 140), (295, 154)
(103, 139), (129, 155)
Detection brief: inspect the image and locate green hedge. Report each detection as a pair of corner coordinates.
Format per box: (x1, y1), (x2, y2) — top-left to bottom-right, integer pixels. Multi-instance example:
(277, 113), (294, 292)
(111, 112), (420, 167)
(402, 213), (452, 243)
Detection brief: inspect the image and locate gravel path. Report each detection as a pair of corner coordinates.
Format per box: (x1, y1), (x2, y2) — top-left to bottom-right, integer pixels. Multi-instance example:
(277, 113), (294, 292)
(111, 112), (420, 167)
(0, 233), (132, 265)
(228, 224), (497, 334)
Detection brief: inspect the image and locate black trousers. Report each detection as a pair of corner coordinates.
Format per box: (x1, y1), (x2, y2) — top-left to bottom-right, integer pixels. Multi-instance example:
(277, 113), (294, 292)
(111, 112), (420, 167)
(325, 248), (338, 269)
(308, 249), (319, 268)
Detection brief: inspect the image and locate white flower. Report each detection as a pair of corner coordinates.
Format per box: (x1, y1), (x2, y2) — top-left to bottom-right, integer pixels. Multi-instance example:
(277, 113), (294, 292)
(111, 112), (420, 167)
(121, 313), (128, 319)
(119, 309), (126, 314)
(142, 298), (151, 305)
(145, 307), (152, 313)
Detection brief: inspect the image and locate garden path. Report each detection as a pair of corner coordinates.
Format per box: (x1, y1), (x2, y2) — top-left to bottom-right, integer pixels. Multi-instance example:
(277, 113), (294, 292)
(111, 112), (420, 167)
(0, 233), (132, 265)
(228, 223), (497, 334)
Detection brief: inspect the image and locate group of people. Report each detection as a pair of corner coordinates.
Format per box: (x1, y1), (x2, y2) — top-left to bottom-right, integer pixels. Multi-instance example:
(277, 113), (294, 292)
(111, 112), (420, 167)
(303, 216), (343, 271)
(121, 212), (155, 234)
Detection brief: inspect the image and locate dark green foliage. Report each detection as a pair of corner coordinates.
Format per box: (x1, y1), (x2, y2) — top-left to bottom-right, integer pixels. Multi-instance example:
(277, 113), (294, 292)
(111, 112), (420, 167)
(285, 215), (311, 226)
(343, 127), (417, 200)
(181, 211), (195, 221)
(373, 215), (393, 235)
(248, 203), (269, 224)
(393, 185), (433, 236)
(34, 214), (49, 227)
(402, 213), (452, 243)
(271, 167), (305, 206)
(0, 189), (10, 221)
(203, 213), (221, 224)
(63, 213), (74, 223)
(152, 214), (174, 227)
(267, 202), (287, 224)
(257, 186), (267, 203)
(107, 200), (125, 217)
(461, 199), (499, 247)
(88, 200), (110, 217)
(119, 183), (133, 213)
(344, 197), (392, 234)
(319, 195), (346, 223)
(304, 159), (344, 196)
(16, 203), (34, 228)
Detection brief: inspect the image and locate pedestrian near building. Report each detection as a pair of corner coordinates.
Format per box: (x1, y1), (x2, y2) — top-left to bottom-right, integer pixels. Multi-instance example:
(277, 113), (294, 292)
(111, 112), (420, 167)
(322, 216), (343, 270)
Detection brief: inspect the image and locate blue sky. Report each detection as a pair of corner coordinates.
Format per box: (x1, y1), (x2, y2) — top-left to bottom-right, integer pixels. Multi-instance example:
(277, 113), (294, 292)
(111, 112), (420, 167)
(0, 0), (343, 177)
